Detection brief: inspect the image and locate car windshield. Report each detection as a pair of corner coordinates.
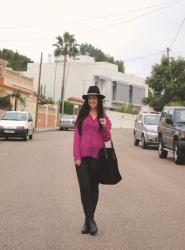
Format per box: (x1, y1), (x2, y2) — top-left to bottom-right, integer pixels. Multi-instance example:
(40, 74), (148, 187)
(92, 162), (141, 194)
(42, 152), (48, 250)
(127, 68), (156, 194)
(175, 109), (185, 123)
(144, 115), (160, 125)
(2, 112), (27, 121)
(62, 115), (76, 119)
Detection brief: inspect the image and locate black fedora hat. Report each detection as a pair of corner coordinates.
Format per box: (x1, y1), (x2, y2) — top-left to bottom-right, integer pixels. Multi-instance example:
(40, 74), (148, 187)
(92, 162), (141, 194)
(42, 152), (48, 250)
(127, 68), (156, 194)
(82, 85), (105, 100)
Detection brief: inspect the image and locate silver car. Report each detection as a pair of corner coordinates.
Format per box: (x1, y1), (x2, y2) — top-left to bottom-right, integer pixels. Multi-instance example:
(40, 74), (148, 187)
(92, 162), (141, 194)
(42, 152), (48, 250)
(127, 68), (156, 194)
(59, 114), (76, 130)
(134, 112), (161, 148)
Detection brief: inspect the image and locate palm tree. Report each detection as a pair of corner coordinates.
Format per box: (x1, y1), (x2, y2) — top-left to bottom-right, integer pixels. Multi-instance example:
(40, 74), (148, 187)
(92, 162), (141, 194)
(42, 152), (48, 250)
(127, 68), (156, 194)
(53, 32), (79, 113)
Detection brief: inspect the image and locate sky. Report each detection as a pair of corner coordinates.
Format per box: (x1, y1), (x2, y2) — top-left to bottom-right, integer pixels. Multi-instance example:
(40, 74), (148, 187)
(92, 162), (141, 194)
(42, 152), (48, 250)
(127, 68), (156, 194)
(0, 0), (185, 78)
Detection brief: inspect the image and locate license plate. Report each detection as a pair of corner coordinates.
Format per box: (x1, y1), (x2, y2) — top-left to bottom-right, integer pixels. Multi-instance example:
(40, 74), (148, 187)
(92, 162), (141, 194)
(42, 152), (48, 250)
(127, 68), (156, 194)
(4, 130), (15, 133)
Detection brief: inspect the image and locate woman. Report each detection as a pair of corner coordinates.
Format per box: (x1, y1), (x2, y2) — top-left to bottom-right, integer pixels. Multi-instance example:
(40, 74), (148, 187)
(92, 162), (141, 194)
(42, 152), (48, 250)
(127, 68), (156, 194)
(73, 85), (111, 235)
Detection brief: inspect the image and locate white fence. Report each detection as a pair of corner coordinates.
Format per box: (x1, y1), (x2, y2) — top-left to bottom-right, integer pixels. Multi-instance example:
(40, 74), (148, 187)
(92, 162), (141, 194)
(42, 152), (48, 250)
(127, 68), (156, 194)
(106, 110), (136, 129)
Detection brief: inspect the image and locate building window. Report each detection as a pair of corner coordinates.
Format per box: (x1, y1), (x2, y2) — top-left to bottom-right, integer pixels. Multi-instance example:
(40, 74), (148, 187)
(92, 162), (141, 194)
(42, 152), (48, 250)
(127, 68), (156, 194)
(112, 81), (117, 100)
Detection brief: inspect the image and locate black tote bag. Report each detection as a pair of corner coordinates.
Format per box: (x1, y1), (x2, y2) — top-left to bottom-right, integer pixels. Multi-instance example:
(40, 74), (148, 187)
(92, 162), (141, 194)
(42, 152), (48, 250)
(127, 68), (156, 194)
(97, 140), (122, 185)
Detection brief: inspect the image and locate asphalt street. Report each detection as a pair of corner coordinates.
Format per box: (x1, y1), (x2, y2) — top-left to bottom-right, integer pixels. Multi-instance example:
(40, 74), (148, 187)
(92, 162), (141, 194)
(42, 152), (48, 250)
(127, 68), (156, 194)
(0, 130), (184, 250)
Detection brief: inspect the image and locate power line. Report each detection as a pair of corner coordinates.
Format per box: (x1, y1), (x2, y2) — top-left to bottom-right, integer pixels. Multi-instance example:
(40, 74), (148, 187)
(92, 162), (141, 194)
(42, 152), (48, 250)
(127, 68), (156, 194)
(71, 0), (177, 22)
(170, 17), (185, 48)
(124, 51), (165, 62)
(0, 0), (183, 31)
(77, 0), (184, 34)
(0, 24), (35, 29)
(0, 0), (184, 42)
(0, 0), (180, 29)
(0, 36), (52, 42)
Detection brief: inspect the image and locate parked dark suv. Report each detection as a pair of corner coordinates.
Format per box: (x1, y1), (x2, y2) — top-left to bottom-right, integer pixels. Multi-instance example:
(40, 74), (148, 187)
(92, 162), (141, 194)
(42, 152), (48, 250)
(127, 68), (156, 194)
(158, 106), (185, 164)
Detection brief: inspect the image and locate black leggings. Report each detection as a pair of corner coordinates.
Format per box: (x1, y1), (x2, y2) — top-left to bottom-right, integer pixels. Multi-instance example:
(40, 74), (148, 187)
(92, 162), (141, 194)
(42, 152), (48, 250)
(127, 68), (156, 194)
(75, 157), (99, 218)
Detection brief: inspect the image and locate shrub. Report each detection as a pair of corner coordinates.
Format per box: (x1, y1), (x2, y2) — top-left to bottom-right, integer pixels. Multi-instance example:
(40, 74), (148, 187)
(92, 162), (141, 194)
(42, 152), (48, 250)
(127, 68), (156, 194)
(60, 101), (74, 114)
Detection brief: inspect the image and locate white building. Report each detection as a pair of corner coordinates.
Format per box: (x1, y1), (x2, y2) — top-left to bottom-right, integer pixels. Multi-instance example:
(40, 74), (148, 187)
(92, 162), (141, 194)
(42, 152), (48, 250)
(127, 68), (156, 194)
(25, 55), (147, 110)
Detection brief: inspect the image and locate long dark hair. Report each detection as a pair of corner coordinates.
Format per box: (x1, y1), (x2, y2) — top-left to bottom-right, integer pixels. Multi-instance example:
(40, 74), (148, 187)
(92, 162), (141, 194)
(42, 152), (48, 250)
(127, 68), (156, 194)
(75, 96), (104, 135)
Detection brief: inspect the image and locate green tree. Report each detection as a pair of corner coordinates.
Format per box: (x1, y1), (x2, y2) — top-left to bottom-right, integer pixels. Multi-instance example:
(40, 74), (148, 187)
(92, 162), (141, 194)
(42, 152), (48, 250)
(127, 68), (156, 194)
(0, 49), (33, 71)
(143, 56), (185, 111)
(115, 60), (125, 73)
(53, 32), (79, 114)
(59, 100), (74, 114)
(38, 84), (54, 105)
(8, 91), (25, 111)
(80, 43), (125, 73)
(0, 95), (11, 109)
(42, 97), (55, 105)
(119, 103), (137, 114)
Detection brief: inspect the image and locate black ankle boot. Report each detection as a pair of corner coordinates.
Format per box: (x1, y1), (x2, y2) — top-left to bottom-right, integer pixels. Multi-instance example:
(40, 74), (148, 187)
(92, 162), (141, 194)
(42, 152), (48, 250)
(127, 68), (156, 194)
(81, 218), (89, 234)
(87, 217), (98, 235)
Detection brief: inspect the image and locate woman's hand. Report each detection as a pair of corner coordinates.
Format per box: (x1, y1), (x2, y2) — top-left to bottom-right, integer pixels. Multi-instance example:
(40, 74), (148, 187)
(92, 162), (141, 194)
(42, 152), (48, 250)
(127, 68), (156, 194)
(75, 159), (81, 166)
(99, 118), (106, 128)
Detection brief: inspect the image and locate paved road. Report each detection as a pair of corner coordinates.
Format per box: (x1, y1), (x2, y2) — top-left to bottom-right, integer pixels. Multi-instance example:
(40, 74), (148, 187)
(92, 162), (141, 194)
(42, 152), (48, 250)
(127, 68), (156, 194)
(0, 130), (184, 250)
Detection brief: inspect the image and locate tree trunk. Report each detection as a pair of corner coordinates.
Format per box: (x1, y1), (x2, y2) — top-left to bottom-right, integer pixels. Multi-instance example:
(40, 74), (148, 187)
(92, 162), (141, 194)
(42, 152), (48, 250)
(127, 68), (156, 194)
(61, 54), (67, 110)
(14, 98), (17, 111)
(61, 55), (67, 115)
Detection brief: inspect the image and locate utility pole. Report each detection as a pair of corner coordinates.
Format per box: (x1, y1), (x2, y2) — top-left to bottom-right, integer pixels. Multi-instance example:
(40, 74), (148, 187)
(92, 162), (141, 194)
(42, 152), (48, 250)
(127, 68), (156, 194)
(35, 52), (43, 130)
(167, 47), (170, 63)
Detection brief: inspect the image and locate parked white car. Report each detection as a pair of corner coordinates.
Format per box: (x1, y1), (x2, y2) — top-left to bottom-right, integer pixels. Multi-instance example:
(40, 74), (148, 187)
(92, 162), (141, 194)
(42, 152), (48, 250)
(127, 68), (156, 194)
(59, 114), (76, 130)
(0, 111), (34, 140)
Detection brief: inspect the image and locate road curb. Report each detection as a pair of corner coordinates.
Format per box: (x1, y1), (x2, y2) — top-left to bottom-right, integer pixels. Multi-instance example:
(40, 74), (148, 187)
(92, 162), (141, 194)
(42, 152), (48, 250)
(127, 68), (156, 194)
(35, 127), (59, 133)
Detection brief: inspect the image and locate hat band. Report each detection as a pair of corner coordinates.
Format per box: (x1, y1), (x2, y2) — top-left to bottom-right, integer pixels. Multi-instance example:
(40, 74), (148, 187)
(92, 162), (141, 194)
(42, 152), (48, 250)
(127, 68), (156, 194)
(86, 92), (100, 96)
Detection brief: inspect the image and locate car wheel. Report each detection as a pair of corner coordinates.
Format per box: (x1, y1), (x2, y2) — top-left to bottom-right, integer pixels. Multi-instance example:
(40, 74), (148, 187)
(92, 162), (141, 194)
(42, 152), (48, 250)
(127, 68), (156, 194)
(134, 134), (139, 146)
(158, 137), (168, 158)
(141, 135), (147, 149)
(173, 140), (185, 164)
(29, 134), (33, 140)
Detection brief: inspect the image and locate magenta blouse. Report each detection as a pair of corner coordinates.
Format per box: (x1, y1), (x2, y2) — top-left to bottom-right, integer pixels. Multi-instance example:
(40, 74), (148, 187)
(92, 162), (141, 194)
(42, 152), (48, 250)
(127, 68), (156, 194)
(73, 113), (111, 161)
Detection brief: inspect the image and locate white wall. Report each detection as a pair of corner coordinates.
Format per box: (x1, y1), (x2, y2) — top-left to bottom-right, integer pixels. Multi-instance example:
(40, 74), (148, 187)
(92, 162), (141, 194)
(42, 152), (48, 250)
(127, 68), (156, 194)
(25, 56), (146, 107)
(106, 110), (136, 129)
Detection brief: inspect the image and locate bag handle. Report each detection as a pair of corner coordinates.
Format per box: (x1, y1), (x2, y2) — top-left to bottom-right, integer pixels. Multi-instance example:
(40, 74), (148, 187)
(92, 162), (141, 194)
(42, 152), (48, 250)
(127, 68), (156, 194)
(104, 139), (114, 149)
(104, 139), (116, 160)
(110, 139), (114, 149)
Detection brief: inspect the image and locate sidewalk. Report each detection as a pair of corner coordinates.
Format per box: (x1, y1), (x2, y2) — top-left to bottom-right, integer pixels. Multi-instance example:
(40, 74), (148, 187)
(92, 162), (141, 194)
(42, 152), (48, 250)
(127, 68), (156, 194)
(35, 127), (59, 133)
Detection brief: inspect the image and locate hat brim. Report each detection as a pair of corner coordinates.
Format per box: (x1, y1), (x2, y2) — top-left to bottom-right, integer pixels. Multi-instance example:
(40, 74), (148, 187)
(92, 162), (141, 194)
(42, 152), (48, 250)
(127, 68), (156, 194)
(82, 94), (105, 100)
